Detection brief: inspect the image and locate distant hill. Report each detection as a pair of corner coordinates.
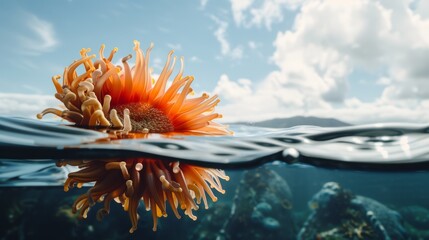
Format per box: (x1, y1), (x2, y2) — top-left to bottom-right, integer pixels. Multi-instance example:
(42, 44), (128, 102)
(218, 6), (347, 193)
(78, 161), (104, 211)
(232, 116), (351, 128)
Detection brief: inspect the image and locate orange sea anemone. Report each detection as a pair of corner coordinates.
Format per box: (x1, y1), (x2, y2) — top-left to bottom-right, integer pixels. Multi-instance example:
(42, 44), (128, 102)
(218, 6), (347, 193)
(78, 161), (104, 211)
(38, 41), (231, 233)
(37, 40), (230, 135)
(58, 158), (229, 232)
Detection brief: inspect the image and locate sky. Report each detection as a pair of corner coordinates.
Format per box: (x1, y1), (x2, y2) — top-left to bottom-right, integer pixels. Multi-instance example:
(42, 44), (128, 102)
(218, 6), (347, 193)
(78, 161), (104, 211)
(0, 0), (429, 124)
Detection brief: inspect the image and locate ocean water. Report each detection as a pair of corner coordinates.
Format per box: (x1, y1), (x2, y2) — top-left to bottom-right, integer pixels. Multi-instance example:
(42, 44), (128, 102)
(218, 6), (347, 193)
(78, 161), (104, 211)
(1, 116), (429, 239)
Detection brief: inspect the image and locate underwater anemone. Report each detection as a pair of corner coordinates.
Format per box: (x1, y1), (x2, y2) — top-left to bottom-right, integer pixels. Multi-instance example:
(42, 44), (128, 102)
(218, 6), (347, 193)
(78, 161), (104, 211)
(58, 159), (229, 232)
(39, 41), (231, 233)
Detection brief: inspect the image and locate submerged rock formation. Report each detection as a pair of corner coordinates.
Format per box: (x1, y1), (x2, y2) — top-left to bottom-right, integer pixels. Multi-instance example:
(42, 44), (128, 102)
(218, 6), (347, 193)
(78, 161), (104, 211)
(298, 182), (408, 240)
(399, 205), (429, 239)
(188, 203), (231, 240)
(219, 167), (296, 240)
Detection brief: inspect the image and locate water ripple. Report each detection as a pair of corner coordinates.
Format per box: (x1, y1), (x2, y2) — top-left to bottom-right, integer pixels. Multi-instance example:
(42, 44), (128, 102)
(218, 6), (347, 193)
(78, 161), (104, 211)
(1, 116), (429, 171)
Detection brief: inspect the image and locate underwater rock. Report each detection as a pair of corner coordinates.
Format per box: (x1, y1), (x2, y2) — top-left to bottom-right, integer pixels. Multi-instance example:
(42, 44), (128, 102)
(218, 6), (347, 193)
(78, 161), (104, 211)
(298, 182), (408, 240)
(188, 203), (232, 240)
(400, 205), (429, 230)
(0, 188), (136, 240)
(399, 205), (429, 240)
(261, 217), (281, 230)
(220, 167), (296, 240)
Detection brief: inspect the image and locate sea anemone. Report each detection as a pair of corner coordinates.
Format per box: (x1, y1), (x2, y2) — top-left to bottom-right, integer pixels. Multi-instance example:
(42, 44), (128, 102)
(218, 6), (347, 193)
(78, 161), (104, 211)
(58, 158), (229, 232)
(39, 41), (231, 233)
(37, 40), (229, 135)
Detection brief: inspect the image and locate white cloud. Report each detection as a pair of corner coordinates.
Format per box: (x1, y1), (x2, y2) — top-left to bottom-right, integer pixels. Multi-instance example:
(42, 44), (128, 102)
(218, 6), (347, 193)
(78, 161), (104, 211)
(190, 56), (201, 62)
(214, 75), (429, 124)
(270, 0), (429, 104)
(213, 74), (252, 101)
(376, 77), (391, 86)
(200, 0), (209, 9)
(248, 41), (257, 49)
(214, 73), (332, 123)
(215, 0), (429, 124)
(230, 0), (304, 29)
(0, 93), (57, 118)
(17, 13), (58, 55)
(211, 16), (243, 59)
(231, 0), (254, 26)
(415, 0), (429, 18)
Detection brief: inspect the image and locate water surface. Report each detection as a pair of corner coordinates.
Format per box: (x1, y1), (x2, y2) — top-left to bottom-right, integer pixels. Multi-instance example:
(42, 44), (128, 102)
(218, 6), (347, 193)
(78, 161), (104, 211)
(1, 116), (428, 240)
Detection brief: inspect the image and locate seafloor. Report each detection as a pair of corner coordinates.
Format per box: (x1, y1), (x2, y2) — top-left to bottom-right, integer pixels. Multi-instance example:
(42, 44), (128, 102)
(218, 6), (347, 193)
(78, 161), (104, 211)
(1, 165), (428, 240)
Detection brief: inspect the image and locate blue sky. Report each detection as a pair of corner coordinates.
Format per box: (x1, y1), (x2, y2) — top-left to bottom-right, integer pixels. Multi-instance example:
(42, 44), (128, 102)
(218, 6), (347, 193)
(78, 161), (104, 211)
(0, 0), (282, 93)
(1, 0), (429, 124)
